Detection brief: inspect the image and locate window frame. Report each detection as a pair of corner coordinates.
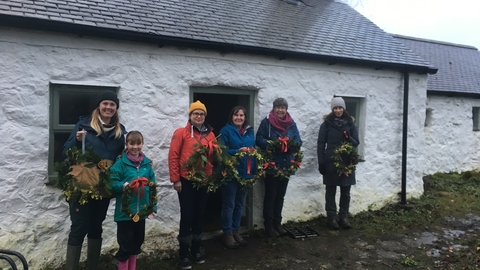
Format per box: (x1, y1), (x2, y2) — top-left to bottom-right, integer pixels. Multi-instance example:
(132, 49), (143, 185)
(473, 107), (480, 131)
(337, 95), (366, 159)
(48, 82), (119, 182)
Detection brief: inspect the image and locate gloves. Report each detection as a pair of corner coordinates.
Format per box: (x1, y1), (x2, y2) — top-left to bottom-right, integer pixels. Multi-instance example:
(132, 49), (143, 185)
(319, 164), (326, 175)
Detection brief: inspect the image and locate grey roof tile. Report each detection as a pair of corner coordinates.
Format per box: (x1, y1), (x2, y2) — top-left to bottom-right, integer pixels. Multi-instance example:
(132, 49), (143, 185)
(0, 0), (433, 70)
(394, 35), (480, 95)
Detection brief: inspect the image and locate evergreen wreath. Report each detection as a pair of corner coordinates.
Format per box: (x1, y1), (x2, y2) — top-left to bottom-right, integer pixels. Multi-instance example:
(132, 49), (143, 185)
(262, 137), (303, 180)
(54, 146), (112, 205)
(182, 139), (226, 192)
(121, 177), (157, 222)
(333, 141), (359, 176)
(232, 147), (265, 188)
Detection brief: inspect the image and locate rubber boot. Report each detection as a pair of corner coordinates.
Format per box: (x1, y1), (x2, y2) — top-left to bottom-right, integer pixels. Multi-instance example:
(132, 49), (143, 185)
(191, 234), (205, 264)
(128, 255), (137, 270)
(118, 259), (129, 270)
(86, 238), (102, 270)
(178, 235), (192, 270)
(65, 245), (82, 270)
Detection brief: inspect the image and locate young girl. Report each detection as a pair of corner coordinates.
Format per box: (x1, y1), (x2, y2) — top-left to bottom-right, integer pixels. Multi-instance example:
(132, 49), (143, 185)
(110, 131), (157, 270)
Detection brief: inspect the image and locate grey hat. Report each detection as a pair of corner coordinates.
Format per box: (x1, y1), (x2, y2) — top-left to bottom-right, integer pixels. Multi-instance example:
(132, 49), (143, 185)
(331, 97), (346, 110)
(272, 98), (288, 110)
(98, 91), (120, 109)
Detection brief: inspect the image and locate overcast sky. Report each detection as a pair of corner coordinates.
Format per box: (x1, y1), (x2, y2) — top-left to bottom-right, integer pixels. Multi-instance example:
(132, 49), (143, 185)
(353, 0), (480, 49)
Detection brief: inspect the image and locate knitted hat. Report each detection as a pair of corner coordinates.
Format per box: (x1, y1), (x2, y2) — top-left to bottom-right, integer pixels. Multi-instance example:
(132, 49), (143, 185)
(188, 100), (207, 115)
(272, 98), (288, 110)
(331, 97), (346, 110)
(98, 91), (120, 109)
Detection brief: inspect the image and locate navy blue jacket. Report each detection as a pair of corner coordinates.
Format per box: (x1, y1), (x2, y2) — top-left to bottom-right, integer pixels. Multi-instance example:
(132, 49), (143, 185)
(62, 115), (126, 161)
(255, 115), (302, 170)
(219, 123), (257, 178)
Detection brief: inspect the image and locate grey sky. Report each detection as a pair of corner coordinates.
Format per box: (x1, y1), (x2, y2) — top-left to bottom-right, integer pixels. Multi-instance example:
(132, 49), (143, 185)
(354, 0), (480, 49)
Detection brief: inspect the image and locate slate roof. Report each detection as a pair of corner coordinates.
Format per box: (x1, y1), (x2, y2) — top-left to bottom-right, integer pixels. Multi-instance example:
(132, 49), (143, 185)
(0, 0), (436, 73)
(394, 35), (480, 96)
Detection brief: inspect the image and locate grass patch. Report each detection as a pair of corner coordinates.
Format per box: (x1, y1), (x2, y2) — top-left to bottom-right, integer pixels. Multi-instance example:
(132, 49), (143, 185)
(352, 171), (480, 236)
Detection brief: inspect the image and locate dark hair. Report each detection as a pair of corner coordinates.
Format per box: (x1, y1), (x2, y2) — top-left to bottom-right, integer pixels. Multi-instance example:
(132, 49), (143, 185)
(126, 130), (144, 144)
(327, 110), (351, 121)
(228, 106), (248, 127)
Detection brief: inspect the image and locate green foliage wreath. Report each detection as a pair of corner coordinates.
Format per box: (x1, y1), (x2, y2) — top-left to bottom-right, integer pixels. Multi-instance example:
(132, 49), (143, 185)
(232, 147), (265, 188)
(121, 177), (157, 222)
(262, 137), (303, 180)
(54, 147), (112, 205)
(333, 142), (359, 176)
(182, 140), (227, 192)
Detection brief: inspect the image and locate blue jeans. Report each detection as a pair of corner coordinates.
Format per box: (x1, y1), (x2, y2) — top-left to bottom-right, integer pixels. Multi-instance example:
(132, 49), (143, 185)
(177, 177), (209, 238)
(221, 179), (248, 234)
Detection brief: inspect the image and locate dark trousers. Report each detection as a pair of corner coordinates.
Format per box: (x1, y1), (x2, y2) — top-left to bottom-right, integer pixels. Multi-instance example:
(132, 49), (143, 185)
(68, 198), (110, 246)
(325, 185), (351, 219)
(177, 177), (209, 238)
(115, 219), (145, 261)
(263, 174), (289, 226)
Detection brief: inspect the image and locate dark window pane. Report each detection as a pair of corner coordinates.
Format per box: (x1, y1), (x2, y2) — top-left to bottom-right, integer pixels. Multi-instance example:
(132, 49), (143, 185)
(54, 133), (72, 163)
(59, 92), (97, 125)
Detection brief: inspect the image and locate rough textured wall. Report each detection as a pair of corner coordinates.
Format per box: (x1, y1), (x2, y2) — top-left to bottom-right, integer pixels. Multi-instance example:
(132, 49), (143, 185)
(424, 95), (480, 174)
(0, 27), (427, 268)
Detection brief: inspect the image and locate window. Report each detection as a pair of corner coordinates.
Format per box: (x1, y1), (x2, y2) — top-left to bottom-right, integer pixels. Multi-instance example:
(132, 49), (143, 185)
(48, 83), (118, 181)
(338, 96), (365, 158)
(473, 107), (480, 131)
(425, 108), (433, 128)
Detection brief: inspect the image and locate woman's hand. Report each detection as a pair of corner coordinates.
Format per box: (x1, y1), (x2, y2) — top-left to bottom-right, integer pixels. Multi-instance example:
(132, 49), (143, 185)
(76, 130), (86, 142)
(173, 181), (182, 193)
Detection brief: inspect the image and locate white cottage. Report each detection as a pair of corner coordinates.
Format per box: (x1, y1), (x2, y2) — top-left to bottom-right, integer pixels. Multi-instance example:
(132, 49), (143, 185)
(0, 0), (436, 268)
(394, 35), (480, 174)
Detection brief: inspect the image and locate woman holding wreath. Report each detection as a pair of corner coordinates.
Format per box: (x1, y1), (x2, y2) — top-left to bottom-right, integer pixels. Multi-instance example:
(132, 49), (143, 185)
(62, 90), (126, 270)
(317, 97), (359, 230)
(256, 98), (302, 237)
(219, 106), (257, 248)
(110, 131), (157, 270)
(168, 100), (215, 270)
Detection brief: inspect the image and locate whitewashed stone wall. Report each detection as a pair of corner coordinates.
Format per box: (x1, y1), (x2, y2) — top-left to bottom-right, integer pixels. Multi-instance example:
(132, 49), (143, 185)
(424, 95), (480, 174)
(0, 27), (428, 269)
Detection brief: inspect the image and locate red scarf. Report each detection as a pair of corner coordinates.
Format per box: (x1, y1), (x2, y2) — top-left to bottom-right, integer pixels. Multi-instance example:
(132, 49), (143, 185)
(268, 110), (293, 136)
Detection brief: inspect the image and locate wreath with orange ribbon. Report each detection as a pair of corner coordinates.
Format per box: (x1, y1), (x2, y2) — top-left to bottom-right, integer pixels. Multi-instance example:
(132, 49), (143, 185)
(121, 177), (157, 222)
(262, 137), (303, 180)
(182, 138), (226, 192)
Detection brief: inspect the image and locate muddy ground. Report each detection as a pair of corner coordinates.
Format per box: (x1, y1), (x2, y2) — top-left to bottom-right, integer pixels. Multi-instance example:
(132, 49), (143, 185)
(151, 214), (480, 270)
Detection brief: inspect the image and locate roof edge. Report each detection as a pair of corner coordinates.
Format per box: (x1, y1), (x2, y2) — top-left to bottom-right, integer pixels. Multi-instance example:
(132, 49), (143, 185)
(1, 15), (437, 74)
(428, 90), (480, 99)
(393, 34), (478, 51)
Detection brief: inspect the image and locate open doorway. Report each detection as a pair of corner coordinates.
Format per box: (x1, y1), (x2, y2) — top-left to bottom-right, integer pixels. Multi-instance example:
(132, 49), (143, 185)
(191, 87), (255, 233)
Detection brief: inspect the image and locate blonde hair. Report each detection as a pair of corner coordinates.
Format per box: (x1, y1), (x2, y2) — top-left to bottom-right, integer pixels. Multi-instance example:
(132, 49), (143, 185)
(90, 108), (123, 139)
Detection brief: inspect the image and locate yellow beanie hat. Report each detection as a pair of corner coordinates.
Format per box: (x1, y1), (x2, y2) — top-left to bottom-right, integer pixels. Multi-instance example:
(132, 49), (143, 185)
(188, 100), (207, 115)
